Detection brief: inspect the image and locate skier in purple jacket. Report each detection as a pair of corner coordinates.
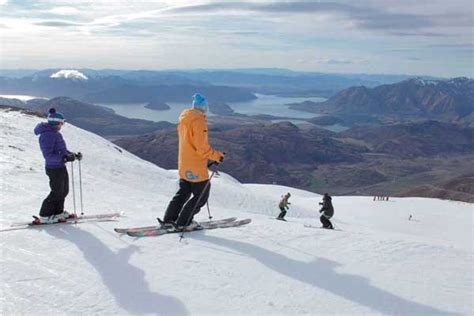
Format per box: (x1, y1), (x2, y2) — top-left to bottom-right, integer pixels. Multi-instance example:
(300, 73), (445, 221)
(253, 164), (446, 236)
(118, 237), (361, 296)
(34, 108), (82, 224)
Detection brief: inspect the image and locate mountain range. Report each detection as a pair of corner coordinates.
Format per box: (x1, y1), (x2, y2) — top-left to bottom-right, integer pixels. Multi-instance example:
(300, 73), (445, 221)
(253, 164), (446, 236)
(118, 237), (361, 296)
(0, 72), (256, 104)
(114, 120), (474, 202)
(0, 97), (173, 136)
(0, 68), (418, 102)
(289, 77), (473, 125)
(1, 70), (472, 202)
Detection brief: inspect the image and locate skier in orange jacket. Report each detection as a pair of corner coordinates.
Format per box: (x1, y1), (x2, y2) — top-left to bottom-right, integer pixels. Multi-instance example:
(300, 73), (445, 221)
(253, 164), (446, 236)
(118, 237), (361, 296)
(159, 93), (225, 230)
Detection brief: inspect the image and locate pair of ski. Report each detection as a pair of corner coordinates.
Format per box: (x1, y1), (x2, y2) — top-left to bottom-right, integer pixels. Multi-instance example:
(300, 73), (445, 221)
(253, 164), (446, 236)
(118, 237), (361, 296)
(1, 212), (122, 232)
(115, 217), (251, 237)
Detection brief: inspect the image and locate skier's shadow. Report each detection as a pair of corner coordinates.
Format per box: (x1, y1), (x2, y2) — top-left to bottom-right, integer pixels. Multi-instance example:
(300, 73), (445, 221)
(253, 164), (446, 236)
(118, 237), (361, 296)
(193, 234), (457, 315)
(46, 226), (189, 316)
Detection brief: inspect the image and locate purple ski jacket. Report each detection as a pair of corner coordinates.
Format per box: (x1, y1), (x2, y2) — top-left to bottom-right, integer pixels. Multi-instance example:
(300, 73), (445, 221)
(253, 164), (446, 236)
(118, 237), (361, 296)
(34, 123), (70, 168)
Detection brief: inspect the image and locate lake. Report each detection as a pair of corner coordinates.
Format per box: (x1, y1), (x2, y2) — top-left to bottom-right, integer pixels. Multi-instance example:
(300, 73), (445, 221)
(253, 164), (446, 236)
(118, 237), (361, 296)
(228, 94), (326, 118)
(1, 93), (346, 131)
(99, 94), (327, 124)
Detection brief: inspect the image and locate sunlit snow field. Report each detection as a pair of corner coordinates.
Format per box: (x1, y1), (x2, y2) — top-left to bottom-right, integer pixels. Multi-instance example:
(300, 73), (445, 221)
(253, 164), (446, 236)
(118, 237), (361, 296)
(0, 109), (472, 315)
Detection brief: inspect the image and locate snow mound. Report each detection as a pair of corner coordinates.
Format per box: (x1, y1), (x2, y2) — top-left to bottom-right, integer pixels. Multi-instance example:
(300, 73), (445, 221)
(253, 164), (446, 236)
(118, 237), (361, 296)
(0, 108), (472, 315)
(50, 69), (88, 81)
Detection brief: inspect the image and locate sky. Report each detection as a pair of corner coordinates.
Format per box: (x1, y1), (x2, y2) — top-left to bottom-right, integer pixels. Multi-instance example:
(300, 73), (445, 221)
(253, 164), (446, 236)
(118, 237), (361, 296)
(0, 0), (473, 77)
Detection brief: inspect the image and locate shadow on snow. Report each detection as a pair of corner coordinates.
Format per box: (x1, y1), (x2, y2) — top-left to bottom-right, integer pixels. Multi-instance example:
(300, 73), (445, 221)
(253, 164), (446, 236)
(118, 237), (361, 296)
(46, 226), (189, 316)
(193, 233), (458, 315)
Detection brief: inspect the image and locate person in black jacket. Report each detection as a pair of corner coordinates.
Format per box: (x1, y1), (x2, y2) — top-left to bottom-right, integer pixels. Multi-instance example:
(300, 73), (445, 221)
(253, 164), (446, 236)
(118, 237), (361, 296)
(319, 193), (334, 229)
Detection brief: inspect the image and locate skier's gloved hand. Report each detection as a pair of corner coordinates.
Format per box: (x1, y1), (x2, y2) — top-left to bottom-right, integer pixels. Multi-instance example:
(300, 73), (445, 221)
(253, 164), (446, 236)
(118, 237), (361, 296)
(75, 152), (83, 161)
(216, 152), (226, 164)
(64, 153), (76, 162)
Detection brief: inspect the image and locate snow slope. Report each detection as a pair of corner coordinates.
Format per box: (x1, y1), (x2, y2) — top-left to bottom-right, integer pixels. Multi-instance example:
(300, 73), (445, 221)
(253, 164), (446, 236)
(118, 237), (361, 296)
(0, 108), (472, 315)
(50, 70), (88, 81)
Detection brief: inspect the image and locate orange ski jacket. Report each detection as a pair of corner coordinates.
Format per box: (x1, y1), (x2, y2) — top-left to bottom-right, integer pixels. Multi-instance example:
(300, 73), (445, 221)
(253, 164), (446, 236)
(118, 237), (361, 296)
(177, 108), (223, 182)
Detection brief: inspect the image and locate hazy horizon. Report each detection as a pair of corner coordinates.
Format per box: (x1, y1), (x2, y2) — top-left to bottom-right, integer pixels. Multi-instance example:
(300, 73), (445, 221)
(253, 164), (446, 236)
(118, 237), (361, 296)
(0, 67), (459, 80)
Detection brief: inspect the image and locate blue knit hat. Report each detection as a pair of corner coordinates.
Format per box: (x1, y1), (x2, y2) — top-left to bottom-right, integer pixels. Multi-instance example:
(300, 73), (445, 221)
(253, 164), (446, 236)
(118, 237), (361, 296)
(192, 93), (208, 112)
(47, 108), (65, 125)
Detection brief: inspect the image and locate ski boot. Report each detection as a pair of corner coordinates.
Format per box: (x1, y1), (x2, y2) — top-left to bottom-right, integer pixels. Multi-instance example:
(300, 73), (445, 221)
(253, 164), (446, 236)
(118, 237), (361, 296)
(172, 220), (202, 232)
(58, 211), (75, 220)
(32, 214), (67, 225)
(186, 220), (202, 231)
(157, 217), (175, 229)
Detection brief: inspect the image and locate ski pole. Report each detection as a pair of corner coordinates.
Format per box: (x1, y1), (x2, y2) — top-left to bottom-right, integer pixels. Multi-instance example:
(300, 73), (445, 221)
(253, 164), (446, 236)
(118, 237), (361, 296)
(78, 158), (84, 215)
(179, 162), (219, 241)
(206, 201), (213, 221)
(70, 160), (77, 222)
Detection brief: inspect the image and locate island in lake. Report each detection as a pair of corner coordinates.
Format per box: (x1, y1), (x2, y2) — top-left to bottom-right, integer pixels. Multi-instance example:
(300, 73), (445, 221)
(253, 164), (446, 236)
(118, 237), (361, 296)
(145, 100), (170, 111)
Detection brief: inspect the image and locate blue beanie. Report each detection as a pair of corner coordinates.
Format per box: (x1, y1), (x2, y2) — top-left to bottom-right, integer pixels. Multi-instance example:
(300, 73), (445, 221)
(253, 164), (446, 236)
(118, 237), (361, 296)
(192, 93), (208, 112)
(47, 108), (65, 125)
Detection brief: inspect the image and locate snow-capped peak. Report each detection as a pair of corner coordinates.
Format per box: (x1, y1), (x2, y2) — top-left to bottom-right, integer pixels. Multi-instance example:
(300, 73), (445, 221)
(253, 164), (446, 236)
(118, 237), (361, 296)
(50, 69), (88, 81)
(409, 77), (439, 86)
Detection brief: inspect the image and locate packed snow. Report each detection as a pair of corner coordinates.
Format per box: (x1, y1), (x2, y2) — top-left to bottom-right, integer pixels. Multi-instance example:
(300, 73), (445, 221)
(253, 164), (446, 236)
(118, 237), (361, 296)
(50, 70), (88, 81)
(0, 108), (472, 315)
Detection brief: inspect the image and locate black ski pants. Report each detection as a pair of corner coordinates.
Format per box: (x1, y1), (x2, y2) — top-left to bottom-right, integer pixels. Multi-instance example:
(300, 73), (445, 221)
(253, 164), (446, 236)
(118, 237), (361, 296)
(163, 179), (210, 226)
(320, 214), (333, 229)
(277, 207), (287, 219)
(40, 166), (69, 217)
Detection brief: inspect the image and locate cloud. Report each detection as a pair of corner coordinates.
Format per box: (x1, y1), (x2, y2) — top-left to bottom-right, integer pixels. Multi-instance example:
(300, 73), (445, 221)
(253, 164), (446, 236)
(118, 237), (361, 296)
(167, 2), (434, 33)
(163, 1), (473, 39)
(0, 0), (471, 77)
(217, 30), (261, 36)
(427, 44), (473, 49)
(389, 31), (449, 37)
(426, 44), (474, 55)
(35, 21), (82, 27)
(13, 1), (468, 39)
(49, 6), (80, 16)
(314, 58), (368, 65)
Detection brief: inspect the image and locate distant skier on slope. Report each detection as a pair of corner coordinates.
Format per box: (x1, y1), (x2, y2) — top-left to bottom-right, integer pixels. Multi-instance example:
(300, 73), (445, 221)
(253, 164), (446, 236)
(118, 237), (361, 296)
(34, 108), (82, 224)
(319, 193), (334, 229)
(276, 192), (291, 221)
(157, 93), (225, 231)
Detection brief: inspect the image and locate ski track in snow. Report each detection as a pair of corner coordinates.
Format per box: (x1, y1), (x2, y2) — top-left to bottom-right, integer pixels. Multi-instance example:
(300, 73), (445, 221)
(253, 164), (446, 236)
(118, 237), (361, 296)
(0, 109), (472, 315)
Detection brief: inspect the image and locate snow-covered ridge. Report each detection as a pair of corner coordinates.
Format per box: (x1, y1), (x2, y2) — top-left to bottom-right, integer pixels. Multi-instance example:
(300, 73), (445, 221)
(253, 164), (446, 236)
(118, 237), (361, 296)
(0, 94), (48, 101)
(409, 77), (440, 86)
(408, 76), (472, 87)
(50, 69), (88, 80)
(0, 108), (472, 315)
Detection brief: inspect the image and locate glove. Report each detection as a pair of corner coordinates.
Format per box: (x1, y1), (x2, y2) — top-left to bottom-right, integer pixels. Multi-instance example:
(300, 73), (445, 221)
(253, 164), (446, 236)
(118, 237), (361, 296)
(216, 152), (225, 164)
(75, 152), (83, 161)
(64, 153), (76, 162)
